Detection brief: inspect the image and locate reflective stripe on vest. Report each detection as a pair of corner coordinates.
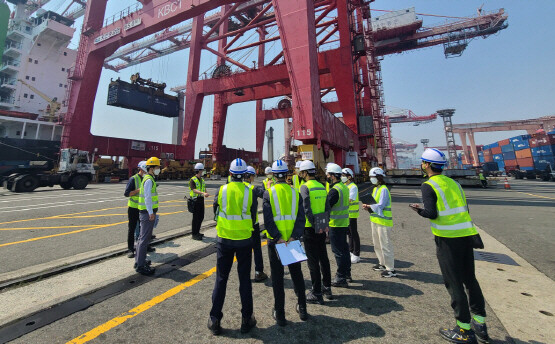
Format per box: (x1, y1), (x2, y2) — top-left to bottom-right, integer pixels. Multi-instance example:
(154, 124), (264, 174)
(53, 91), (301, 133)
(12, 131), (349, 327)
(216, 183), (253, 240)
(292, 175), (300, 193)
(267, 183), (298, 241)
(303, 180), (327, 227)
(370, 185), (393, 227)
(329, 183), (349, 227)
(424, 175), (477, 238)
(244, 182), (259, 225)
(127, 174), (141, 208)
(137, 174), (158, 211)
(347, 182), (359, 218)
(189, 176), (206, 199)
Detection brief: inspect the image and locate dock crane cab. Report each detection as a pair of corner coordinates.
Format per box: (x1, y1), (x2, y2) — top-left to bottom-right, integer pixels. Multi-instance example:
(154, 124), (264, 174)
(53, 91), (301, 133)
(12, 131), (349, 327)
(17, 79), (62, 121)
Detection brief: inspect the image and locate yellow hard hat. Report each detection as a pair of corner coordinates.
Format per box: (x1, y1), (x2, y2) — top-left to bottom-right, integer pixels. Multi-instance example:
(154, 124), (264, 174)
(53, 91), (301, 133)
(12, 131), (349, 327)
(146, 157), (161, 166)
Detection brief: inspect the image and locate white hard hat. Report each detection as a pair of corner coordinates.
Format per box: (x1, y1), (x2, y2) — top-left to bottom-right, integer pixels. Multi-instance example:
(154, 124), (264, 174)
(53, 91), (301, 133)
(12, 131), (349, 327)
(421, 148), (448, 165)
(299, 160), (316, 172)
(295, 161), (302, 169)
(229, 158), (247, 174)
(326, 163), (342, 174)
(246, 166), (256, 175)
(369, 167), (385, 177)
(194, 163), (204, 170)
(138, 161), (148, 173)
(264, 166), (272, 175)
(272, 159), (288, 173)
(342, 168), (354, 178)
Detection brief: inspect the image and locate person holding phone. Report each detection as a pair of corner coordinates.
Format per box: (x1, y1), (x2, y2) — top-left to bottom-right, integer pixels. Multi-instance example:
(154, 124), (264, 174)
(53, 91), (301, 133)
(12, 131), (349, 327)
(410, 148), (488, 344)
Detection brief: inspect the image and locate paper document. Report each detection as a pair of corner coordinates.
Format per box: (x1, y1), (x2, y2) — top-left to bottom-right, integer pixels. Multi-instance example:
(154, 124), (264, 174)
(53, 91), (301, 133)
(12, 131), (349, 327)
(154, 214), (160, 228)
(275, 240), (307, 266)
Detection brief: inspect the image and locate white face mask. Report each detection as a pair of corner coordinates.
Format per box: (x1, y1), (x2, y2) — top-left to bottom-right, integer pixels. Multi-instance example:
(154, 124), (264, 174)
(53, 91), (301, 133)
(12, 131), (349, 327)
(370, 177), (378, 185)
(202, 171), (206, 176)
(341, 176), (348, 183)
(154, 168), (161, 176)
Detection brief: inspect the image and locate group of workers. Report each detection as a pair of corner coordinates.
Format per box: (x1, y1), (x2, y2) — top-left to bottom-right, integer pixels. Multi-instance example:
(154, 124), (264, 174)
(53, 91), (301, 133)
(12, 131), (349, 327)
(124, 148), (489, 344)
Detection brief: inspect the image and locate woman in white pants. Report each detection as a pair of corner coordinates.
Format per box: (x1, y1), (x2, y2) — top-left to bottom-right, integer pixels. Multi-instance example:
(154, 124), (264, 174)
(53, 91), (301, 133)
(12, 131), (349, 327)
(362, 167), (396, 277)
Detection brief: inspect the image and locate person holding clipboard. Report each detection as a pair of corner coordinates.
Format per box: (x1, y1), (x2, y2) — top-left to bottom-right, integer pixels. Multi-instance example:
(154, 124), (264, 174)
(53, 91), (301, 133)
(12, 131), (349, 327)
(263, 159), (308, 326)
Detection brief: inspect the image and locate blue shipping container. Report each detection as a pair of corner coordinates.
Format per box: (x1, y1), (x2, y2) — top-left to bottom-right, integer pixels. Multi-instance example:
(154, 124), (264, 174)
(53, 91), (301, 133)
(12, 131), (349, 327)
(489, 142), (499, 148)
(478, 151), (484, 157)
(479, 156), (485, 163)
(497, 161), (505, 170)
(493, 154), (503, 161)
(513, 140), (530, 151)
(503, 151), (516, 160)
(510, 135), (531, 143)
(533, 156), (555, 170)
(531, 145), (553, 157)
(501, 144), (514, 153)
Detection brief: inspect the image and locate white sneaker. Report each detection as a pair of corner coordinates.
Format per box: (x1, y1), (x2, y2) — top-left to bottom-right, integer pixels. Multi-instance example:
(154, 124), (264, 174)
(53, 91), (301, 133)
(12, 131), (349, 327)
(351, 255), (360, 264)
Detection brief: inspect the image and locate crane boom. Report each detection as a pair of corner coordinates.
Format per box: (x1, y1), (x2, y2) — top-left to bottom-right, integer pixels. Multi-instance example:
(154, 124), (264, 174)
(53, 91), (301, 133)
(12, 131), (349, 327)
(18, 79), (61, 120)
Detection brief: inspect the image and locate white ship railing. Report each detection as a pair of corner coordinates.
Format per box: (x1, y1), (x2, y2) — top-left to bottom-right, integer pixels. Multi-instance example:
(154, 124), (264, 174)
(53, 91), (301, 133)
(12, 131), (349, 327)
(4, 42), (23, 50)
(0, 78), (17, 85)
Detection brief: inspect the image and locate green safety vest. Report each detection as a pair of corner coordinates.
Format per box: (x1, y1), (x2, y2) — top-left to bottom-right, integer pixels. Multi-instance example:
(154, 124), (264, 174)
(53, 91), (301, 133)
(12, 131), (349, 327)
(244, 181), (259, 225)
(266, 183), (299, 241)
(127, 174), (142, 209)
(227, 175), (231, 183)
(263, 177), (276, 190)
(138, 174), (158, 211)
(424, 175), (477, 238)
(292, 174), (300, 193)
(329, 183), (349, 227)
(347, 182), (359, 219)
(303, 179), (327, 227)
(479, 173), (486, 181)
(326, 182), (330, 193)
(370, 185), (392, 227)
(189, 176), (206, 199)
(216, 182), (254, 240)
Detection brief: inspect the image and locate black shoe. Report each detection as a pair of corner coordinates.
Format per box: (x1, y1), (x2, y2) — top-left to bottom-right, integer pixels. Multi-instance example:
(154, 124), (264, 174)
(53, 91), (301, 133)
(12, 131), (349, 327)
(192, 234), (203, 241)
(381, 270), (397, 278)
(127, 251), (135, 258)
(133, 259), (151, 269)
(240, 315), (257, 334)
(135, 265), (155, 276)
(322, 286), (334, 300)
(346, 275), (353, 283)
(150, 234), (156, 240)
(207, 317), (222, 335)
(254, 271), (268, 282)
(272, 309), (287, 327)
(331, 278), (349, 288)
(306, 290), (324, 305)
(439, 325), (478, 344)
(147, 246), (156, 252)
(373, 264), (386, 271)
(471, 319), (490, 343)
(296, 304), (308, 321)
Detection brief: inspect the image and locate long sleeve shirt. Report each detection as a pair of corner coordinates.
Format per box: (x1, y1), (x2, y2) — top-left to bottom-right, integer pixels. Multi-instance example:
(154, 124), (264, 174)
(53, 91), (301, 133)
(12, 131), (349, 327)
(416, 183), (438, 219)
(326, 181), (340, 208)
(143, 178), (155, 215)
(300, 182), (330, 227)
(369, 186), (390, 217)
(124, 175), (141, 197)
(263, 182), (306, 241)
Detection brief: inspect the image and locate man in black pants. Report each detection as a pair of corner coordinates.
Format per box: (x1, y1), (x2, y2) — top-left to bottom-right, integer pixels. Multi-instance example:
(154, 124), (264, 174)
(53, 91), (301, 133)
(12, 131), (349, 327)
(124, 161), (145, 258)
(410, 148), (488, 344)
(190, 163), (209, 240)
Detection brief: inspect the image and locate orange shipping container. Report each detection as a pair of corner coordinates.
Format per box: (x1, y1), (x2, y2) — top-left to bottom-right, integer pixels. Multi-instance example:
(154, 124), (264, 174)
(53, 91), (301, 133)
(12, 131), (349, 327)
(504, 159), (517, 167)
(491, 146), (502, 154)
(515, 149), (532, 159)
(498, 139), (510, 146)
(516, 157), (534, 167)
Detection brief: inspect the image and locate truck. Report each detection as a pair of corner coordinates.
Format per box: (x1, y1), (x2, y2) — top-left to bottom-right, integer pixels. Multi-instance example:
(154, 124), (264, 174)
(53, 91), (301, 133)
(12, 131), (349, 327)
(2, 149), (96, 192)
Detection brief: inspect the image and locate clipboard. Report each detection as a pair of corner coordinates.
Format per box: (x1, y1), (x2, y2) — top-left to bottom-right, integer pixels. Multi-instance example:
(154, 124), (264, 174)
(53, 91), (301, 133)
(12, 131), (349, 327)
(275, 240), (307, 266)
(359, 189), (377, 205)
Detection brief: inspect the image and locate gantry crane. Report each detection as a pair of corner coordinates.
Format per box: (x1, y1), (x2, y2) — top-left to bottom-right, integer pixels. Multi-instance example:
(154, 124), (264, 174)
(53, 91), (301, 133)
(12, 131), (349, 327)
(18, 79), (62, 122)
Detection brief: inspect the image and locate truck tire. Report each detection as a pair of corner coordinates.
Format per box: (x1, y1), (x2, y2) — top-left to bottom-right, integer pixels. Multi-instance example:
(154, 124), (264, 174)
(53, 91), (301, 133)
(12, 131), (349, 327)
(16, 175), (40, 192)
(60, 181), (72, 190)
(72, 175), (89, 190)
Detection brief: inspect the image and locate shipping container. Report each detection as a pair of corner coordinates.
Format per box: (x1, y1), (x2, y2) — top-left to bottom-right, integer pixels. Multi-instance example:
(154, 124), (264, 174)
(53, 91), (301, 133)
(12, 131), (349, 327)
(498, 139), (510, 146)
(513, 140), (530, 151)
(529, 135), (553, 148)
(504, 159), (518, 167)
(515, 149), (532, 159)
(531, 145), (554, 157)
(533, 156), (555, 170)
(501, 144), (514, 153)
(516, 157), (534, 167)
(478, 156), (485, 163)
(510, 135), (531, 144)
(371, 7), (417, 31)
(502, 151), (516, 160)
(491, 146), (502, 155)
(483, 149), (492, 156)
(478, 151), (484, 157)
(521, 166), (535, 171)
(493, 154), (503, 161)
(484, 155), (493, 163)
(490, 142), (499, 148)
(497, 160), (505, 170)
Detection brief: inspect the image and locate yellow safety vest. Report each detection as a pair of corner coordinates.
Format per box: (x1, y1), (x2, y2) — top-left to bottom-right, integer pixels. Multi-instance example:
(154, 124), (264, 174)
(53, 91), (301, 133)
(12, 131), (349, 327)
(189, 176), (205, 199)
(303, 179), (327, 227)
(138, 174), (158, 211)
(266, 183), (298, 241)
(424, 175), (477, 238)
(263, 177), (276, 190)
(216, 182), (254, 240)
(127, 174), (141, 208)
(370, 185), (392, 227)
(326, 182), (330, 193)
(244, 181), (259, 225)
(347, 182), (359, 219)
(292, 174), (300, 193)
(329, 183), (349, 227)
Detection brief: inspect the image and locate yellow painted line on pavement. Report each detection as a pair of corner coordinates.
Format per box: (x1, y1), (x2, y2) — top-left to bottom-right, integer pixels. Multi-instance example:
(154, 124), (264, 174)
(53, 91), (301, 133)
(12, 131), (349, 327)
(517, 191), (555, 200)
(0, 225), (98, 231)
(68, 240), (268, 344)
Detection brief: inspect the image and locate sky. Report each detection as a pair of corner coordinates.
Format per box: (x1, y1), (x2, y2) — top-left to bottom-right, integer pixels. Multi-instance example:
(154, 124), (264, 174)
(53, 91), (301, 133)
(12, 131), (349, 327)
(13, 0), (555, 161)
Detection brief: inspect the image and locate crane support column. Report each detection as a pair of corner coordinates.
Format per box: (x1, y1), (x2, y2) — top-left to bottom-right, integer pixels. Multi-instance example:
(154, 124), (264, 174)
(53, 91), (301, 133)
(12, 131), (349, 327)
(459, 132), (470, 165)
(468, 130), (480, 167)
(255, 27), (266, 163)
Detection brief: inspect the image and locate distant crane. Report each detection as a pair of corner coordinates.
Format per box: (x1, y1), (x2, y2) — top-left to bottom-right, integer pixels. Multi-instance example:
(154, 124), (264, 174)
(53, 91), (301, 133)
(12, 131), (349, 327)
(18, 79), (61, 122)
(421, 139), (430, 149)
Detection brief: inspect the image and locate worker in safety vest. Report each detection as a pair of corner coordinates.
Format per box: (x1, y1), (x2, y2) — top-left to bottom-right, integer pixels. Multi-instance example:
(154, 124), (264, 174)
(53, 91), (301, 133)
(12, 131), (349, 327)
(478, 170), (487, 188)
(244, 166), (269, 282)
(263, 159), (307, 325)
(208, 158), (257, 335)
(410, 148), (488, 344)
(298, 160), (332, 305)
(124, 161), (146, 258)
(190, 163), (209, 241)
(291, 160), (302, 192)
(263, 166), (276, 190)
(362, 167), (396, 277)
(342, 168), (361, 264)
(326, 163), (352, 287)
(136, 157), (161, 276)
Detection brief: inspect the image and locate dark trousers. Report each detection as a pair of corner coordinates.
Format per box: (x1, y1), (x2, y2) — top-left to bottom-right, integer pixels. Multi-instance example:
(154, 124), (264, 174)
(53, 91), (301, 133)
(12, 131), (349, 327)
(210, 242), (253, 321)
(127, 207), (140, 252)
(268, 244), (306, 312)
(480, 180), (488, 188)
(304, 227), (331, 294)
(329, 227), (351, 280)
(347, 218), (360, 256)
(435, 236), (486, 324)
(251, 226), (264, 272)
(191, 197), (205, 236)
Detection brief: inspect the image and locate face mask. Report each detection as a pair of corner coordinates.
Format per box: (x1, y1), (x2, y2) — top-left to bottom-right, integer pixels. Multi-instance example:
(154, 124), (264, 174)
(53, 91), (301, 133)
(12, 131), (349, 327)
(341, 176), (348, 183)
(370, 177), (378, 185)
(421, 163), (428, 177)
(154, 168), (161, 176)
(202, 171), (206, 176)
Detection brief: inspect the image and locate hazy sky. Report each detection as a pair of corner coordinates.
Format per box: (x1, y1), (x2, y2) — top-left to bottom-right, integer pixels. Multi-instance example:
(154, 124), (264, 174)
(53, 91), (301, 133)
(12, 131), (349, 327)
(17, 1), (555, 160)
